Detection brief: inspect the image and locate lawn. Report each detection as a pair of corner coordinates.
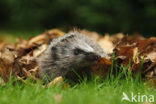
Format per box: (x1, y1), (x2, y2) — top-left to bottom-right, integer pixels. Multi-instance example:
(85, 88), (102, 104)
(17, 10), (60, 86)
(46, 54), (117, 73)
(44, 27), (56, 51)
(0, 76), (155, 104)
(0, 30), (155, 104)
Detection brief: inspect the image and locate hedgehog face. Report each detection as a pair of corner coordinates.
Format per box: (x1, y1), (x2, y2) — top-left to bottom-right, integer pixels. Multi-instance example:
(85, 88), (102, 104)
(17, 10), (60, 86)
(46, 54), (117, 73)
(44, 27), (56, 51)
(69, 40), (101, 67)
(50, 39), (100, 68)
(72, 47), (100, 65)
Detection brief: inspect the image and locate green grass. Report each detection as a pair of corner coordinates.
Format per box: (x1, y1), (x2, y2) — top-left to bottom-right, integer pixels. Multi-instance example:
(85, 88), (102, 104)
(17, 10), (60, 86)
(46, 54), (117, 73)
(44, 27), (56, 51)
(0, 30), (156, 104)
(0, 76), (155, 104)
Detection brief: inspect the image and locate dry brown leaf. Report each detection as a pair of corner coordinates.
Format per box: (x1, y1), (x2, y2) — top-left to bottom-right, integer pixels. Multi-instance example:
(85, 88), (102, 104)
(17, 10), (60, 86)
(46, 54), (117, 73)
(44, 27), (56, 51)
(113, 35), (156, 80)
(32, 44), (48, 57)
(28, 66), (39, 77)
(145, 52), (156, 62)
(98, 34), (114, 54)
(79, 29), (103, 41)
(22, 68), (32, 77)
(54, 94), (62, 103)
(0, 42), (6, 51)
(0, 77), (5, 86)
(64, 83), (70, 89)
(16, 38), (28, 49)
(133, 47), (139, 64)
(28, 29), (64, 46)
(28, 34), (47, 46)
(0, 48), (15, 64)
(111, 33), (124, 44)
(48, 29), (64, 37)
(0, 48), (18, 81)
(92, 57), (112, 78)
(48, 76), (63, 86)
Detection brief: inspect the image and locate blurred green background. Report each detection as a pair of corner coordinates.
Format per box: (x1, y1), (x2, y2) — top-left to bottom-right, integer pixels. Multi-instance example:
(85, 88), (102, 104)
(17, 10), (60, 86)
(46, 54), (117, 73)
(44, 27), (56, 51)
(0, 0), (156, 36)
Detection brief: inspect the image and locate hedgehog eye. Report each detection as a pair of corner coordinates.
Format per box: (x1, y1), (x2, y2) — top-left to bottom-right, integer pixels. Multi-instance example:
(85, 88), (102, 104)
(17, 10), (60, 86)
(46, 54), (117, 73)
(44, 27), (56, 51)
(74, 48), (82, 55)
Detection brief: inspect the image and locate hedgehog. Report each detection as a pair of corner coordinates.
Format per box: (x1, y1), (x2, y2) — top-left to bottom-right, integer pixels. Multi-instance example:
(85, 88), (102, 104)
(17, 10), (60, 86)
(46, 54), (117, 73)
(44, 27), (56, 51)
(37, 32), (109, 82)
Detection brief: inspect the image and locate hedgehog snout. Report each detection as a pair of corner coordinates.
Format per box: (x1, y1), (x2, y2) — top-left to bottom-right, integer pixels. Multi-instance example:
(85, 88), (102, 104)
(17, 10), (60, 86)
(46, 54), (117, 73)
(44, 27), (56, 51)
(85, 52), (101, 61)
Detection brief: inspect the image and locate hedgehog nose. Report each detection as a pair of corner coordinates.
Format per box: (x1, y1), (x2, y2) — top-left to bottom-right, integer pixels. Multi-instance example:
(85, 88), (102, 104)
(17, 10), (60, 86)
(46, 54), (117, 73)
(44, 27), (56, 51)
(86, 53), (101, 61)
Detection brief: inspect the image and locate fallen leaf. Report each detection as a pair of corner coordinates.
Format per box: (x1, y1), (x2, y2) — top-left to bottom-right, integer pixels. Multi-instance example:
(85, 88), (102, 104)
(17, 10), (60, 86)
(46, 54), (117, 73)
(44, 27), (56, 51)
(33, 44), (48, 57)
(92, 57), (112, 78)
(54, 94), (62, 103)
(98, 34), (114, 54)
(0, 77), (5, 86)
(113, 35), (156, 80)
(48, 76), (63, 86)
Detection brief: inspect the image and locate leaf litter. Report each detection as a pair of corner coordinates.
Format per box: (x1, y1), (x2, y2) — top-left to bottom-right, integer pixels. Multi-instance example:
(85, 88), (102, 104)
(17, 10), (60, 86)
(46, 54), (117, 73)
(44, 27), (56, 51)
(0, 29), (155, 86)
